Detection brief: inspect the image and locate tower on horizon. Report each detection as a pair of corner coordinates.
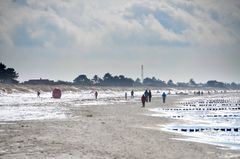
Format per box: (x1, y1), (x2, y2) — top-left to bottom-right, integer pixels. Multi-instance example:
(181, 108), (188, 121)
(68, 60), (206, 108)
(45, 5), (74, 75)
(141, 65), (144, 83)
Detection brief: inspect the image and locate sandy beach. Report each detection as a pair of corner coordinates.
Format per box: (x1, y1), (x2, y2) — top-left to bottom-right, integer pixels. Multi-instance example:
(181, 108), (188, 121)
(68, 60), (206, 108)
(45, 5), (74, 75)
(0, 92), (240, 159)
(1, 0), (240, 158)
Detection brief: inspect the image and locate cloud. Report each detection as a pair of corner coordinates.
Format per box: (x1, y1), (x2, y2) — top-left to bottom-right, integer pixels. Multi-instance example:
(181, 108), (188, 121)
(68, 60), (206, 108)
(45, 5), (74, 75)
(122, 0), (240, 46)
(0, 0), (240, 82)
(0, 0), (240, 48)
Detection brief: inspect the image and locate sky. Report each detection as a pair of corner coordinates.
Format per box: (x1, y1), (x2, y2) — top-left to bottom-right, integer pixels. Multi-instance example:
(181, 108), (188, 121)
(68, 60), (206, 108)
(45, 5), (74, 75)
(0, 0), (240, 83)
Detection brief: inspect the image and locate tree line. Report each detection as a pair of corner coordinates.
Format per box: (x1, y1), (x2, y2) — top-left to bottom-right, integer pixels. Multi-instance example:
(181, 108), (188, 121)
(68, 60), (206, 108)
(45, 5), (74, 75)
(73, 73), (135, 86)
(0, 62), (240, 89)
(73, 74), (240, 89)
(0, 62), (19, 84)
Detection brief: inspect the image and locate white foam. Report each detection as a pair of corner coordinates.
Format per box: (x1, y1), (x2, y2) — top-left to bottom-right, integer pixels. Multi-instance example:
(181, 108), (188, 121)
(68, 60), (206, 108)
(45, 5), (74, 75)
(149, 92), (240, 150)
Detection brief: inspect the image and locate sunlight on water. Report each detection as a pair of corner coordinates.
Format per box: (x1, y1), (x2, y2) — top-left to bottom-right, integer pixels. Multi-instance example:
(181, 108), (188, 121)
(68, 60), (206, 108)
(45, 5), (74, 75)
(149, 92), (240, 150)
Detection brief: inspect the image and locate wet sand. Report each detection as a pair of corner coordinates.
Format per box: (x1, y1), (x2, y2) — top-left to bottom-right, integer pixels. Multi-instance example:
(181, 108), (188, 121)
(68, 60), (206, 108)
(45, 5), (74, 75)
(1, 95), (240, 159)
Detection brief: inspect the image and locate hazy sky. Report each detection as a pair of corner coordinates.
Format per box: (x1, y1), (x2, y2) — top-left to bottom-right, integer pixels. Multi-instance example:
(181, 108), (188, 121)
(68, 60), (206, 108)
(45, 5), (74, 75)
(0, 0), (240, 83)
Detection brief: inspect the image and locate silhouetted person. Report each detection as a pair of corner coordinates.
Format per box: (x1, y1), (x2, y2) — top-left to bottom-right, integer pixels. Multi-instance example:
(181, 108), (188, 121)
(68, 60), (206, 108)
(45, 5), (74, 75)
(37, 91), (40, 97)
(125, 92), (127, 100)
(141, 94), (146, 107)
(148, 90), (152, 102)
(95, 91), (98, 99)
(162, 92), (166, 103)
(197, 91), (200, 95)
(144, 90), (149, 102)
(131, 90), (134, 98)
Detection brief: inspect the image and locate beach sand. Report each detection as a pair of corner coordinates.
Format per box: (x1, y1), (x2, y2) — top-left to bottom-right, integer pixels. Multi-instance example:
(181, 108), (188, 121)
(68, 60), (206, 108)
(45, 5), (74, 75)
(0, 95), (240, 159)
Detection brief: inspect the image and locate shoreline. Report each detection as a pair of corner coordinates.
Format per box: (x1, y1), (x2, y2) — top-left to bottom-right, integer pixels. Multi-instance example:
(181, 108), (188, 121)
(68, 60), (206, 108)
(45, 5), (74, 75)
(1, 95), (240, 158)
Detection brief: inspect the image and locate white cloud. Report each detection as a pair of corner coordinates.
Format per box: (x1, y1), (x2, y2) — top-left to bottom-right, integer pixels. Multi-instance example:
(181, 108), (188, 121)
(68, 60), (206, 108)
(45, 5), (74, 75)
(0, 0), (239, 47)
(0, 0), (239, 82)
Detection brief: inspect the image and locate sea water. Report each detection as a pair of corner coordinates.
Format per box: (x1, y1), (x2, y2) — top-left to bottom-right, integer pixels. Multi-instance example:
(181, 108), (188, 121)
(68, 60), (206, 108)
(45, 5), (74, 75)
(149, 92), (240, 150)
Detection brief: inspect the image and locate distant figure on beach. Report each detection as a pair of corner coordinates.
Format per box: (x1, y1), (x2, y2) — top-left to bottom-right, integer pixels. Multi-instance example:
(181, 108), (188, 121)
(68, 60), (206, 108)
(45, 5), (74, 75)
(95, 91), (98, 99)
(148, 90), (152, 102)
(141, 94), (146, 107)
(197, 91), (200, 95)
(125, 92), (127, 100)
(144, 90), (149, 102)
(131, 90), (134, 98)
(37, 91), (40, 97)
(162, 92), (166, 103)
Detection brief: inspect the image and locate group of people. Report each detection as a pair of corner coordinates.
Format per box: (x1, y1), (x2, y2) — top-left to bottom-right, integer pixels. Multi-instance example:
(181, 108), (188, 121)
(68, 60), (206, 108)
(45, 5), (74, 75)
(194, 91), (204, 95)
(141, 90), (151, 107)
(141, 91), (166, 108)
(37, 89), (166, 107)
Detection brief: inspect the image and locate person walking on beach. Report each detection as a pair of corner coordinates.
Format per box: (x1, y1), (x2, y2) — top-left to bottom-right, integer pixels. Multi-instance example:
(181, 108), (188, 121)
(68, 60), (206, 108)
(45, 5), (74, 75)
(95, 91), (98, 99)
(141, 94), (146, 107)
(37, 91), (40, 97)
(144, 90), (149, 102)
(148, 90), (152, 102)
(162, 92), (166, 103)
(131, 90), (134, 98)
(125, 92), (127, 100)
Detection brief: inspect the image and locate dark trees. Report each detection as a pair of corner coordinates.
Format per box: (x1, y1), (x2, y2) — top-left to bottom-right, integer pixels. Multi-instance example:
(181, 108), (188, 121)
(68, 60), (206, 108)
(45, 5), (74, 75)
(167, 79), (176, 87)
(73, 74), (92, 85)
(92, 75), (102, 85)
(74, 73), (134, 86)
(0, 62), (19, 83)
(73, 73), (239, 89)
(102, 73), (134, 86)
(189, 78), (197, 86)
(143, 77), (166, 86)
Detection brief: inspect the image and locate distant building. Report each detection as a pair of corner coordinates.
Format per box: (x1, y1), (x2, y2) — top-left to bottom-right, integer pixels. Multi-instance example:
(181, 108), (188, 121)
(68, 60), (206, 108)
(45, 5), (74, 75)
(24, 78), (54, 85)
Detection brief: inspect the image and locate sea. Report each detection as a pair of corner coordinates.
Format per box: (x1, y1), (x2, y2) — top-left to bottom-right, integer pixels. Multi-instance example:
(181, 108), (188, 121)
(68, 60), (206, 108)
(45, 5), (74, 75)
(148, 91), (240, 150)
